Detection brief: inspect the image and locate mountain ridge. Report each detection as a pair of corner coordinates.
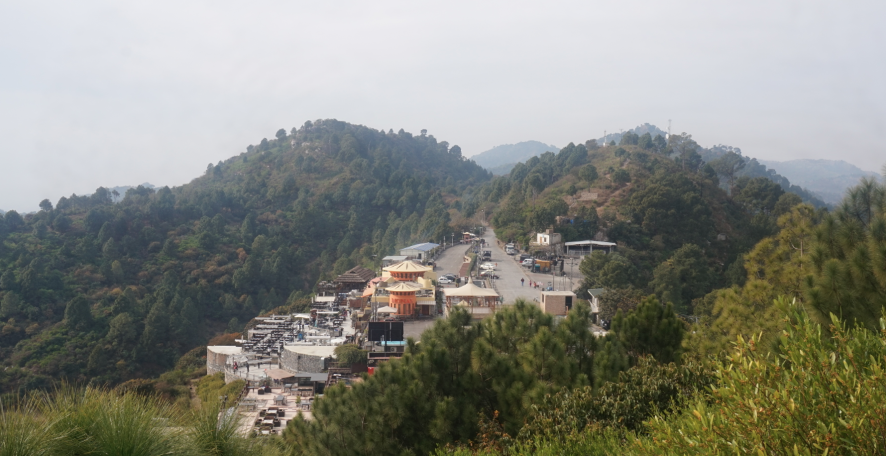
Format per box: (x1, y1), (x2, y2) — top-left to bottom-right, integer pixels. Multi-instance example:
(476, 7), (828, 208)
(758, 158), (881, 205)
(469, 140), (559, 172)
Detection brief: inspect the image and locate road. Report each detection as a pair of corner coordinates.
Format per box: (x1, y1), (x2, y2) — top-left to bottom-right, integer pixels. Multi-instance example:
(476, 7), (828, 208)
(477, 230), (542, 305)
(432, 243), (472, 284)
(431, 231), (585, 305)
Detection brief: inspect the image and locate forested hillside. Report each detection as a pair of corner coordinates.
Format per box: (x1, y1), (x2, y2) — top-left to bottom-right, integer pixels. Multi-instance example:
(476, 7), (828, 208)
(276, 172), (886, 455)
(0, 119), (883, 455)
(468, 132), (813, 316)
(0, 119), (489, 392)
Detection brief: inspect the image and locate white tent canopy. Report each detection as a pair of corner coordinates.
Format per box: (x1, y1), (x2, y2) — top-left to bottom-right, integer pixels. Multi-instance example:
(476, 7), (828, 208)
(443, 283), (499, 298)
(377, 306), (398, 313)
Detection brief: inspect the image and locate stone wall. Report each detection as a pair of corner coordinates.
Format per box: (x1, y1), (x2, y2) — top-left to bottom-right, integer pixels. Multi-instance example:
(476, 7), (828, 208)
(280, 350), (327, 373)
(207, 350), (229, 375)
(206, 346), (241, 376)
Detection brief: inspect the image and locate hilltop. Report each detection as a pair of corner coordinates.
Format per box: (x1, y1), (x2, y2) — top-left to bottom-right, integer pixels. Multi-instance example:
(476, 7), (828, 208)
(0, 120), (489, 392)
(470, 132), (820, 315)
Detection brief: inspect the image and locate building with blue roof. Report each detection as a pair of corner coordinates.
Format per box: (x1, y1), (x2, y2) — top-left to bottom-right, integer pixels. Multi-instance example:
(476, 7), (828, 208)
(399, 242), (440, 261)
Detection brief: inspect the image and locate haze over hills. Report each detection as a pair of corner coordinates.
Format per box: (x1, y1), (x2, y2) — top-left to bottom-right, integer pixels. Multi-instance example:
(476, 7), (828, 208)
(472, 123), (829, 208)
(108, 183), (156, 203)
(758, 159), (882, 205)
(475, 124), (671, 176)
(470, 141), (559, 175)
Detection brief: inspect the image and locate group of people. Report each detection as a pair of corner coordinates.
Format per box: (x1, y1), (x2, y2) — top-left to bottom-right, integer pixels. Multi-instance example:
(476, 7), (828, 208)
(520, 278), (542, 289)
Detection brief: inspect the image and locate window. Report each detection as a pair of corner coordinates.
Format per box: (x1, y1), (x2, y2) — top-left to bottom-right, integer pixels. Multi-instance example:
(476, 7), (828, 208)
(565, 296), (573, 311)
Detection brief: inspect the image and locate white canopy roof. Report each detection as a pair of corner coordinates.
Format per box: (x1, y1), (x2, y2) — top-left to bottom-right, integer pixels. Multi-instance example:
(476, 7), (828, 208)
(377, 306), (398, 313)
(564, 240), (616, 247)
(443, 283), (499, 298)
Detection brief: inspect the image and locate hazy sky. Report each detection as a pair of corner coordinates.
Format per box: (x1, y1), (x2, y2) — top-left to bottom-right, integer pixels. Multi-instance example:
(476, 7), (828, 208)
(2, 1), (884, 211)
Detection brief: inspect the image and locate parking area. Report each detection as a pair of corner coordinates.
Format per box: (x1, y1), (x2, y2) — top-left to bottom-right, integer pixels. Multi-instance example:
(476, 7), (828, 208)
(431, 230), (585, 307)
(476, 231), (541, 305)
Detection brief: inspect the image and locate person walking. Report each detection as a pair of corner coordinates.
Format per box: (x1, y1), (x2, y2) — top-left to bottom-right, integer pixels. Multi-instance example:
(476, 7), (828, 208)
(521, 278), (525, 286)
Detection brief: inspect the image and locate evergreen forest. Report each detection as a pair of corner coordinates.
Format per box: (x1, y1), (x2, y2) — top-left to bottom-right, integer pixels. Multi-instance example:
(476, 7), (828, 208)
(0, 119), (884, 455)
(0, 120), (488, 391)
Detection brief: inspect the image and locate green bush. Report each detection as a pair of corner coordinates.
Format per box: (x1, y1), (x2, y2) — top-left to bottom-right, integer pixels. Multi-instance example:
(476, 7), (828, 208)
(635, 301), (886, 454)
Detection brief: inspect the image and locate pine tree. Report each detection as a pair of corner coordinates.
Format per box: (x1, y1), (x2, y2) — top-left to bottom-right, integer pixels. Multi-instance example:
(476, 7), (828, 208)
(64, 296), (93, 331)
(556, 300), (597, 384)
(611, 295), (684, 364)
(805, 177), (886, 330)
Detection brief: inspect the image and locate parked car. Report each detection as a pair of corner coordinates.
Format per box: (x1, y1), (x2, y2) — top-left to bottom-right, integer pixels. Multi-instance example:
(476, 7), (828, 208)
(442, 273), (457, 280)
(521, 258), (534, 267)
(480, 262), (496, 270)
(480, 271), (499, 279)
(438, 277), (454, 284)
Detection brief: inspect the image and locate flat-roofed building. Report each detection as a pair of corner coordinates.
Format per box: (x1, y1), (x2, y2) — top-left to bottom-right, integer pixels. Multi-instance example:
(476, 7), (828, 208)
(564, 240), (616, 256)
(539, 291), (576, 316)
(399, 242), (440, 261)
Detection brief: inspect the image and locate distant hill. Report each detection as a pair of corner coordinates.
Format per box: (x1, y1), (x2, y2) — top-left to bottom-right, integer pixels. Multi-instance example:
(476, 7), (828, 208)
(758, 159), (881, 205)
(475, 124), (671, 175)
(470, 141), (559, 173)
(486, 163), (520, 176)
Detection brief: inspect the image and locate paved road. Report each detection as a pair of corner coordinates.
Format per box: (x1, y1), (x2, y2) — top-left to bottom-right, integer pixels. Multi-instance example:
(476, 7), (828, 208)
(429, 232), (586, 307)
(432, 243), (472, 285)
(478, 231), (542, 305)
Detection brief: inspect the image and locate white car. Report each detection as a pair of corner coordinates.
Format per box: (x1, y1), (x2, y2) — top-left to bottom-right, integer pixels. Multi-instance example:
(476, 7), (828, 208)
(438, 277), (454, 284)
(521, 258), (534, 267)
(480, 262), (496, 270)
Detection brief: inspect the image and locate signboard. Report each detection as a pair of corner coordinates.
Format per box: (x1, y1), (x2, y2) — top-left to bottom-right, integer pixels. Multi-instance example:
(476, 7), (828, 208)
(367, 321), (404, 342)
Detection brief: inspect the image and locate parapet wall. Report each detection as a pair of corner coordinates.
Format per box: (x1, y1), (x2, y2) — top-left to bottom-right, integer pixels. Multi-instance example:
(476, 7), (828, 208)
(206, 346), (242, 376)
(280, 350), (327, 373)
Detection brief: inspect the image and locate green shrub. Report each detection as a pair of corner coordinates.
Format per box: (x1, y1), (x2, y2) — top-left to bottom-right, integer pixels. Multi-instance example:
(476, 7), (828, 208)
(636, 300), (886, 454)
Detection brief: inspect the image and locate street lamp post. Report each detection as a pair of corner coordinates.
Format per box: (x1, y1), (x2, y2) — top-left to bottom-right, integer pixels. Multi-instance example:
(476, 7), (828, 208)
(569, 258), (575, 290)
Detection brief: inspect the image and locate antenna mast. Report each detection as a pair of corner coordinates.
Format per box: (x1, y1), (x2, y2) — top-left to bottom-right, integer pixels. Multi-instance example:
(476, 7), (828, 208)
(667, 119), (671, 140)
